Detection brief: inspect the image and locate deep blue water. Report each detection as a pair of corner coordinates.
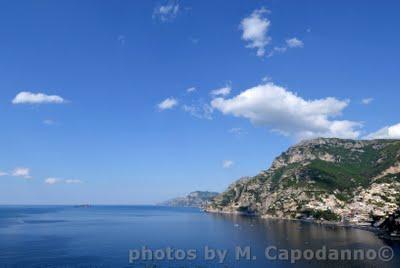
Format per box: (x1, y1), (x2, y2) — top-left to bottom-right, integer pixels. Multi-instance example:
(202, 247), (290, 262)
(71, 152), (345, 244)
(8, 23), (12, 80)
(0, 205), (399, 267)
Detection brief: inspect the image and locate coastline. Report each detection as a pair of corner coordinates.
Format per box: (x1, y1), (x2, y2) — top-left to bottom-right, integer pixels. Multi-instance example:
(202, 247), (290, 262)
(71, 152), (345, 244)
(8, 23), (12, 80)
(203, 209), (396, 241)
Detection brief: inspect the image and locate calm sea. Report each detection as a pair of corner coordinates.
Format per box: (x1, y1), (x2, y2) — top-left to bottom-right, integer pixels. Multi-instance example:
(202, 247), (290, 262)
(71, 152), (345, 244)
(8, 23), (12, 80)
(0, 205), (399, 267)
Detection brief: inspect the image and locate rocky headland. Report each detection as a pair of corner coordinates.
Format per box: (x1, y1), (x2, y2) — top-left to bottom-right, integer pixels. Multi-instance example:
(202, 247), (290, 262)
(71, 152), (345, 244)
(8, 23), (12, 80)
(206, 138), (400, 238)
(160, 191), (219, 208)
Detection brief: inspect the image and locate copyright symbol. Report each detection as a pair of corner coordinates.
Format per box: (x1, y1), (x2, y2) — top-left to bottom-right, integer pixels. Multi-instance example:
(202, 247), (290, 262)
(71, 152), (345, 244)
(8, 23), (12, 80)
(379, 246), (394, 262)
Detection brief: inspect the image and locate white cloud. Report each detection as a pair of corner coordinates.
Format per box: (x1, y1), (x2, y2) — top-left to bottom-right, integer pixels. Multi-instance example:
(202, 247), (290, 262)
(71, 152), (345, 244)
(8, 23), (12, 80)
(210, 86), (231, 97)
(12, 92), (65, 104)
(211, 82), (361, 140)
(240, 7), (271, 57)
(0, 171), (8, 176)
(268, 38), (304, 57)
(153, 1), (179, 22)
(45, 177), (61, 185)
(45, 178), (83, 185)
(12, 167), (31, 179)
(262, 76), (272, 82)
(361, 98), (374, 105)
(65, 179), (83, 184)
(187, 87), (196, 93)
(183, 103), (213, 120)
(286, 37), (304, 48)
(158, 97), (178, 110)
(223, 160), (234, 169)
(268, 46), (287, 57)
(240, 7), (303, 58)
(365, 123), (400, 139)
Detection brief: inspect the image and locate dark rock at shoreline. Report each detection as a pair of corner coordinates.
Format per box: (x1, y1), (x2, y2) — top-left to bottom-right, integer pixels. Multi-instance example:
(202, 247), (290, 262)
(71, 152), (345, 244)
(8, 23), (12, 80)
(376, 209), (400, 240)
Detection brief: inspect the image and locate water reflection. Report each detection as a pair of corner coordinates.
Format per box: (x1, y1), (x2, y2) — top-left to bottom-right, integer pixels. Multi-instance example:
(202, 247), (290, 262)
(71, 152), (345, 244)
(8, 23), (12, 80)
(208, 212), (398, 267)
(0, 206), (398, 267)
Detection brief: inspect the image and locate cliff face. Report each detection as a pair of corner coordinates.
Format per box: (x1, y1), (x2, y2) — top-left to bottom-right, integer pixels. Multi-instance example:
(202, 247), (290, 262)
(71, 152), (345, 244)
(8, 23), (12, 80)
(161, 191), (219, 208)
(206, 138), (400, 225)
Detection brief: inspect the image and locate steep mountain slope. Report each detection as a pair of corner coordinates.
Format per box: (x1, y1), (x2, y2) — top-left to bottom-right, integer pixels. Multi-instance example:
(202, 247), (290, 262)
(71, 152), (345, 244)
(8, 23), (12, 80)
(160, 191), (219, 208)
(206, 138), (400, 224)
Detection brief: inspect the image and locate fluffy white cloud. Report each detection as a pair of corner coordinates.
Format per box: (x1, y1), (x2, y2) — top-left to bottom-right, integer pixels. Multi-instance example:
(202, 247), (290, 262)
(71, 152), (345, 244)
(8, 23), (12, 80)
(361, 98), (374, 105)
(223, 160), (234, 169)
(158, 97), (178, 110)
(187, 87), (196, 93)
(12, 92), (65, 104)
(12, 167), (31, 178)
(240, 7), (271, 57)
(286, 37), (304, 48)
(365, 123), (400, 139)
(153, 1), (179, 22)
(45, 177), (61, 185)
(240, 7), (303, 58)
(211, 82), (361, 140)
(210, 86), (231, 97)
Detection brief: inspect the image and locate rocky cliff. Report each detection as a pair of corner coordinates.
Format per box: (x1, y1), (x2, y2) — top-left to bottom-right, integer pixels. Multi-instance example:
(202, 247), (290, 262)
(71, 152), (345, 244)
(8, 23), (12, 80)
(161, 191), (219, 208)
(206, 138), (400, 225)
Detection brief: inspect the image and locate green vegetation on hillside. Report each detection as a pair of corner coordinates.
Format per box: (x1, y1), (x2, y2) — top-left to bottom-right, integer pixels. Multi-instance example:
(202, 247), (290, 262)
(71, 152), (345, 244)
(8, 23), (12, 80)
(208, 138), (400, 222)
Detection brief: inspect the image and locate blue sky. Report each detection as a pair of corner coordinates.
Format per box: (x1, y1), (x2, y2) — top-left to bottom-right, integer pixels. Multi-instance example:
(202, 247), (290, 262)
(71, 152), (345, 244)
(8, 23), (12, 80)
(0, 0), (399, 204)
